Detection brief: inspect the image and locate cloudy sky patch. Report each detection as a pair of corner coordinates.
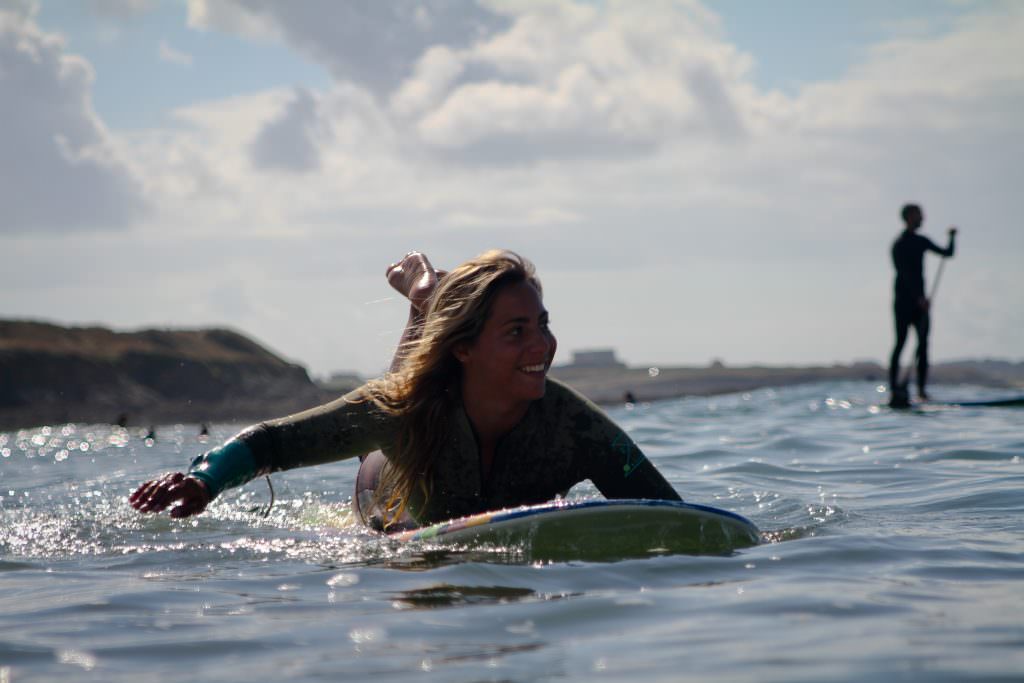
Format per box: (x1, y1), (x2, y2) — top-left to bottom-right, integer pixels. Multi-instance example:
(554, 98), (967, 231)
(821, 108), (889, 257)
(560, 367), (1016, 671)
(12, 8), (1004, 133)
(2, 0), (1021, 376)
(1, 3), (146, 234)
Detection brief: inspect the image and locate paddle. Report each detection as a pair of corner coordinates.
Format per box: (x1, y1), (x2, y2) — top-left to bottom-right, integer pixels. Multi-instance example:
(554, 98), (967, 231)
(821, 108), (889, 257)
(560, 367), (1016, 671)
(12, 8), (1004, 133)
(928, 254), (947, 303)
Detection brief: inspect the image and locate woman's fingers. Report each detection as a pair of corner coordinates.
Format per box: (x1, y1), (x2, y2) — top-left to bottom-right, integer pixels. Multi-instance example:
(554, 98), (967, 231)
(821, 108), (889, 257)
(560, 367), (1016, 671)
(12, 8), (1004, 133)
(128, 479), (155, 506)
(130, 472), (187, 513)
(129, 477), (165, 510)
(144, 472), (186, 512)
(385, 252), (426, 296)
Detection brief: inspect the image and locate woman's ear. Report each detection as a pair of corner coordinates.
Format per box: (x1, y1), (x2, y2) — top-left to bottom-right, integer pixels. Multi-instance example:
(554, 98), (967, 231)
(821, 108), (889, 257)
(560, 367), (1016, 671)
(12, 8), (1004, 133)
(452, 342), (471, 363)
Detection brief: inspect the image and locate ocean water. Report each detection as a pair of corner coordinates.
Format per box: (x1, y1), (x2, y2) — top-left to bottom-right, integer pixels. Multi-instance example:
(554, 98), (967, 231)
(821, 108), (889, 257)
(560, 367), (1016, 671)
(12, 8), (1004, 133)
(2, 381), (1022, 682)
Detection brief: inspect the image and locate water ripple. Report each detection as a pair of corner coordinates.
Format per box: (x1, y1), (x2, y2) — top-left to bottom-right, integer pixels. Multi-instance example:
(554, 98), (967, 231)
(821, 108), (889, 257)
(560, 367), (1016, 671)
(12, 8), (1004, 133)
(3, 381), (1024, 681)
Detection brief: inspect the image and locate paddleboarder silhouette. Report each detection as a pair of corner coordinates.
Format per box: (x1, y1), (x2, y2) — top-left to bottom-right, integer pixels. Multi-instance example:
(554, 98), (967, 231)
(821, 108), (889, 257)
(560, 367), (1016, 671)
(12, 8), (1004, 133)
(888, 204), (956, 407)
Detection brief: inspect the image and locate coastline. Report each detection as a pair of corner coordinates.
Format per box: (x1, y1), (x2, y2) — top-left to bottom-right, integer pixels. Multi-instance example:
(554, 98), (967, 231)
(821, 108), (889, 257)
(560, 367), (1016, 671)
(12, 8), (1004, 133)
(551, 362), (882, 404)
(5, 360), (1021, 432)
(3, 319), (1022, 431)
(552, 360), (1024, 405)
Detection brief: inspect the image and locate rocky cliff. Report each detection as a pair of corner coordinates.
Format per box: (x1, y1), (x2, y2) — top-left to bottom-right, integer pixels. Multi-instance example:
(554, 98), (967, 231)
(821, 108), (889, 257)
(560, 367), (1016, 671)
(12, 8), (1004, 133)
(0, 321), (339, 430)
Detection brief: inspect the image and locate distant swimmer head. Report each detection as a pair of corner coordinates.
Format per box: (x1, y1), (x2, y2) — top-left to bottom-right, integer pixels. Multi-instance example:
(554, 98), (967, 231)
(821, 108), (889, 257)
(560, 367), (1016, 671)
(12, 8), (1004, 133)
(901, 203), (923, 230)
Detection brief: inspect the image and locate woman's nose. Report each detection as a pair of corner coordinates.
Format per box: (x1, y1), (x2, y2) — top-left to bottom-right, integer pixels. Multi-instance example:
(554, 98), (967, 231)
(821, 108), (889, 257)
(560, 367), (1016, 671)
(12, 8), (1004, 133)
(529, 328), (554, 355)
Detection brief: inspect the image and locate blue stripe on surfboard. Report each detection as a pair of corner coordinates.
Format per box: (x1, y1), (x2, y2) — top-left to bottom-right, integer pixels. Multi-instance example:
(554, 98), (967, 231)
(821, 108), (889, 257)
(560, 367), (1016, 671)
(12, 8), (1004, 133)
(483, 499), (755, 527)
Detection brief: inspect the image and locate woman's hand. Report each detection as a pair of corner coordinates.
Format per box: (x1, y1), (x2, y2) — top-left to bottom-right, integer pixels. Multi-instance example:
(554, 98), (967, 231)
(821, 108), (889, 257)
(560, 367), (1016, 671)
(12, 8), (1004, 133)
(129, 472), (211, 518)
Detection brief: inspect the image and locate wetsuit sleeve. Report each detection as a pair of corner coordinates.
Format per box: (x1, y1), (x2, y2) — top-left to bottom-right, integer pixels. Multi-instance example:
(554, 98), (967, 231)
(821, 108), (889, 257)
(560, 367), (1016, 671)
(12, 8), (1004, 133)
(923, 234), (955, 258)
(552, 381), (682, 502)
(187, 386), (396, 500)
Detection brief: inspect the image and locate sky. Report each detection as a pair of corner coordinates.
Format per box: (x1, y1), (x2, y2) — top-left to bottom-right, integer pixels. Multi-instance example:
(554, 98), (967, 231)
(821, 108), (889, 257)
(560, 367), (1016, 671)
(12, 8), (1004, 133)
(2, 0), (1022, 378)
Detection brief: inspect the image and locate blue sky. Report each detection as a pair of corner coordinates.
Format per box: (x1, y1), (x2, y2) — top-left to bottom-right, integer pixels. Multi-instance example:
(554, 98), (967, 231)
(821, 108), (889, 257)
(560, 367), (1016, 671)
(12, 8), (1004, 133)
(36, 0), (972, 127)
(35, 1), (329, 129)
(3, 0), (1022, 377)
(709, 0), (967, 91)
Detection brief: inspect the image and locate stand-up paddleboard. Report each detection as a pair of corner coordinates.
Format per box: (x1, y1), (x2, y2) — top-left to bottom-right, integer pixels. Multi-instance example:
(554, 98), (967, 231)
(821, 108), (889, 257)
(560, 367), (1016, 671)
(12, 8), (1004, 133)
(891, 395), (1024, 410)
(389, 499), (760, 561)
(928, 396), (1024, 408)
(888, 389), (1024, 411)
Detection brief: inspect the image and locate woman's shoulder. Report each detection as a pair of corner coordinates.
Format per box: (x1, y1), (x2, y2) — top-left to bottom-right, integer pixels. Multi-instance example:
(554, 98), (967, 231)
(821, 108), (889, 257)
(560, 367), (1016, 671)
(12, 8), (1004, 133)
(542, 376), (605, 416)
(542, 375), (582, 401)
(539, 377), (627, 447)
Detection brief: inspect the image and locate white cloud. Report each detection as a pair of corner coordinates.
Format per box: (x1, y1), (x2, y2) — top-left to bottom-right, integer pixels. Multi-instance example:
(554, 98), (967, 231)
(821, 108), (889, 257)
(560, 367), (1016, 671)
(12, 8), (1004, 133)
(158, 39), (193, 66)
(4, 1), (1022, 374)
(443, 205), (581, 229)
(129, 0), (1022, 248)
(249, 87), (323, 172)
(0, 4), (146, 233)
(185, 0), (276, 41)
(390, 45), (465, 117)
(180, 1), (759, 164)
(186, 0), (509, 94)
(387, 1), (754, 161)
(88, 0), (156, 20)
(797, 7), (1024, 131)
(0, 0), (34, 20)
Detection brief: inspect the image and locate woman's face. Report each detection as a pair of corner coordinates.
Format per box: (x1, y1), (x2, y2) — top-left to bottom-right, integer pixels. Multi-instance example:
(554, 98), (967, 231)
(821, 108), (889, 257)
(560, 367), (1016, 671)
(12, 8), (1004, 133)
(455, 279), (557, 404)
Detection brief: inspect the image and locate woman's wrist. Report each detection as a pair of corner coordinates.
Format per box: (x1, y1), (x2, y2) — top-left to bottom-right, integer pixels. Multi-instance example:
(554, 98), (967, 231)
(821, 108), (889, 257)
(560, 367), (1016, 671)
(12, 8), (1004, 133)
(185, 474), (211, 499)
(187, 439), (257, 499)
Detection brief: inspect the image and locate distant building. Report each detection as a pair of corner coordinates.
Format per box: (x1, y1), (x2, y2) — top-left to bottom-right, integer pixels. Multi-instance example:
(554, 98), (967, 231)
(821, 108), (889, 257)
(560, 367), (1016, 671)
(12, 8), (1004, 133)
(566, 349), (625, 368)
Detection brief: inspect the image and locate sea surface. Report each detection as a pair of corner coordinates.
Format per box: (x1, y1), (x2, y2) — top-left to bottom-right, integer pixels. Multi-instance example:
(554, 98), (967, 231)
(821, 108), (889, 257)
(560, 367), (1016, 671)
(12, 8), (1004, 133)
(2, 381), (1022, 682)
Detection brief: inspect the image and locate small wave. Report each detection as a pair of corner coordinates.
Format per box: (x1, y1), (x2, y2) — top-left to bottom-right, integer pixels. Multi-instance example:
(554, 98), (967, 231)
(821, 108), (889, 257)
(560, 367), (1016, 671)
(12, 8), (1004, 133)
(901, 448), (1024, 463)
(911, 488), (1024, 513)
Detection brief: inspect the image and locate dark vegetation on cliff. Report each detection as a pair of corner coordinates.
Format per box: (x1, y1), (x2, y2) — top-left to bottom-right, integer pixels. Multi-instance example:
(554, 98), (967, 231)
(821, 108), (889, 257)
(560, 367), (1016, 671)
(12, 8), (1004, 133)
(0, 321), (338, 430)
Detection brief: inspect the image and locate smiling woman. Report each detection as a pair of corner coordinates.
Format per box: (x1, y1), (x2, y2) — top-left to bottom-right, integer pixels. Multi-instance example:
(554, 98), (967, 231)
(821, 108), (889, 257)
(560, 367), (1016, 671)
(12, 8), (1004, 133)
(130, 249), (681, 530)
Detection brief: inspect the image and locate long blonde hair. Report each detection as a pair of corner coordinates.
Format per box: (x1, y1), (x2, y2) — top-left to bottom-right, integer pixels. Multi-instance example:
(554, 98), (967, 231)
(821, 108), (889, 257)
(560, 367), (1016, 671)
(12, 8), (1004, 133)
(364, 249), (542, 524)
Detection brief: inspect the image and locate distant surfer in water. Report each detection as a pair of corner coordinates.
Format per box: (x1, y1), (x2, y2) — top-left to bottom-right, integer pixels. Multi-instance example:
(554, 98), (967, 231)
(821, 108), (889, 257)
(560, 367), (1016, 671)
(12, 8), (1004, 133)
(888, 204), (956, 406)
(131, 250), (681, 528)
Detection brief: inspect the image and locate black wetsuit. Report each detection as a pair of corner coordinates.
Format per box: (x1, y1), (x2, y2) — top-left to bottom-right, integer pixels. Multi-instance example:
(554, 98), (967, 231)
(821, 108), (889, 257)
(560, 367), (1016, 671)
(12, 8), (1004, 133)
(888, 230), (954, 394)
(189, 378), (681, 529)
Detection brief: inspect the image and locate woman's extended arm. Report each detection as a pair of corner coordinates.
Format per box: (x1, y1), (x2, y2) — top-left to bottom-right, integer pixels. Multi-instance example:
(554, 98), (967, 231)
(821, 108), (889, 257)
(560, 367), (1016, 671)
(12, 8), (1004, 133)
(130, 389), (396, 517)
(132, 250), (444, 519)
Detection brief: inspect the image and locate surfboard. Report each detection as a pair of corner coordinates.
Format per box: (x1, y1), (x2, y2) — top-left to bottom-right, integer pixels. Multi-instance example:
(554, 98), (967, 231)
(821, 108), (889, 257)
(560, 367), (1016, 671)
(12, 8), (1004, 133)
(928, 396), (1024, 408)
(389, 499), (760, 561)
(889, 394), (1024, 410)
